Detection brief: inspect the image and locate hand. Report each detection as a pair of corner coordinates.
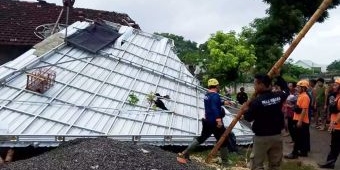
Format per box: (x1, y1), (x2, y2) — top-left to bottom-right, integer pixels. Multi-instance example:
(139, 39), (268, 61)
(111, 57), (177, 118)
(224, 100), (231, 106)
(271, 68), (281, 77)
(217, 120), (223, 128)
(297, 121), (302, 128)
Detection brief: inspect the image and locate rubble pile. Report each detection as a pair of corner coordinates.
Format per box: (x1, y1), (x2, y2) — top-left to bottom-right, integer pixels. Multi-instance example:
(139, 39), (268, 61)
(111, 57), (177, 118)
(1, 138), (208, 170)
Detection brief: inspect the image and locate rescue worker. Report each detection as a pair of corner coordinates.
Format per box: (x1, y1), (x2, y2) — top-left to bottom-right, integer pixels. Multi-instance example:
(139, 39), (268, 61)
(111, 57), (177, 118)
(285, 79), (310, 159)
(243, 74), (289, 170)
(178, 78), (235, 163)
(318, 78), (340, 169)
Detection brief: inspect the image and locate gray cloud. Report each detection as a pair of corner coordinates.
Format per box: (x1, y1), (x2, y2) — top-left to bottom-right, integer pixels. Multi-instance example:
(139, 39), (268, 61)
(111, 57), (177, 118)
(27, 0), (339, 65)
(286, 8), (340, 65)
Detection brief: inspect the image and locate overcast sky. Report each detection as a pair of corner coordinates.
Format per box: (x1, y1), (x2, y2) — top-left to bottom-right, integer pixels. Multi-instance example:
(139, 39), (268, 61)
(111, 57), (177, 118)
(28, 0), (339, 65)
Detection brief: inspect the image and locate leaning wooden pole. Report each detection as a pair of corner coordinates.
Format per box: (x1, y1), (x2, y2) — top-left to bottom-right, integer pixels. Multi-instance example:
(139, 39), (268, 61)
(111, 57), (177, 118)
(206, 0), (333, 163)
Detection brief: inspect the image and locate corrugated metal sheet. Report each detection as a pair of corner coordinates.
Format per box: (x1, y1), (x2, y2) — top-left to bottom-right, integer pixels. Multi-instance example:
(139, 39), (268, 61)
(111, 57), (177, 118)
(0, 21), (253, 147)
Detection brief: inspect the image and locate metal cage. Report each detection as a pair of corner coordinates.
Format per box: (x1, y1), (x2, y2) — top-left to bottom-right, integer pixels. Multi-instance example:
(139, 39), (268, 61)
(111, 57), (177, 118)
(26, 68), (56, 93)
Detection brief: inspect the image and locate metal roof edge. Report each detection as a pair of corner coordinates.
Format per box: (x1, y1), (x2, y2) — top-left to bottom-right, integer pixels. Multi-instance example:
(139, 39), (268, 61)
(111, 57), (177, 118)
(0, 134), (253, 147)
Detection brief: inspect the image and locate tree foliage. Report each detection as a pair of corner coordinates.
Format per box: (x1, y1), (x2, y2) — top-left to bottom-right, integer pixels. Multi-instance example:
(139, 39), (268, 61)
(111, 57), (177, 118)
(205, 31), (256, 87)
(155, 33), (210, 82)
(281, 59), (313, 82)
(154, 33), (207, 66)
(327, 60), (340, 72)
(155, 0), (340, 85)
(249, 0), (340, 73)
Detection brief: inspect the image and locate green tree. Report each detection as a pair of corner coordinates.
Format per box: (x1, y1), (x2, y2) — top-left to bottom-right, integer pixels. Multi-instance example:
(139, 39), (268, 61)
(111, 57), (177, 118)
(155, 33), (209, 81)
(281, 59), (313, 82)
(327, 60), (340, 72)
(205, 31), (256, 87)
(249, 0), (340, 73)
(154, 33), (204, 66)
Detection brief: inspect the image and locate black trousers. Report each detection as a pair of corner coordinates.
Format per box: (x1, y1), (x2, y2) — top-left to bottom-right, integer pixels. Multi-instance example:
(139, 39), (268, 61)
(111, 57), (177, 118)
(326, 130), (340, 163)
(287, 117), (295, 141)
(292, 120), (310, 155)
(196, 119), (236, 151)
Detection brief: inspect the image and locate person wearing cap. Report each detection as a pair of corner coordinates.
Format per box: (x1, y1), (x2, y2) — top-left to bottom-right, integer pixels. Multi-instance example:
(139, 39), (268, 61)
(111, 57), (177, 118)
(285, 79), (311, 159)
(318, 78), (340, 169)
(242, 74), (289, 170)
(177, 78), (235, 164)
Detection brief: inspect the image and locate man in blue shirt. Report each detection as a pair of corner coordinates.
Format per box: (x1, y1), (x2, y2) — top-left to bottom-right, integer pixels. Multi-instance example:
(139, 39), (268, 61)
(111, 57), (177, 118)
(178, 78), (236, 163)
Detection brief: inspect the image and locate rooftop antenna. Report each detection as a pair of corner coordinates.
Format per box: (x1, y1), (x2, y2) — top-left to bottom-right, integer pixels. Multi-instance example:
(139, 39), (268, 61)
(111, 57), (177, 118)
(50, 6), (64, 35)
(34, 0), (68, 39)
(62, 0), (75, 42)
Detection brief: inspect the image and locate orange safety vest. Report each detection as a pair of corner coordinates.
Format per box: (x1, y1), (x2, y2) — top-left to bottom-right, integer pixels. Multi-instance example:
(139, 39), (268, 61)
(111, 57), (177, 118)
(293, 92), (310, 124)
(330, 94), (340, 130)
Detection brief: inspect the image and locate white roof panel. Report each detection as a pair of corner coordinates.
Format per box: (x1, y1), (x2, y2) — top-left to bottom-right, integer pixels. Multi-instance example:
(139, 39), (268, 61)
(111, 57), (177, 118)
(0, 21), (253, 147)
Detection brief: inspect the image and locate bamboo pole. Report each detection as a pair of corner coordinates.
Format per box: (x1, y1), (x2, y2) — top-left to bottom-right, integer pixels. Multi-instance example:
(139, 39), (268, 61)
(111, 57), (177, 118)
(206, 0), (334, 163)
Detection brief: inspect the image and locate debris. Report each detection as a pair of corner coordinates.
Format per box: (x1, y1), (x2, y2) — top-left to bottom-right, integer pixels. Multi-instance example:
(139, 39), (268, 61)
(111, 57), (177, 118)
(26, 68), (56, 94)
(1, 138), (208, 170)
(90, 165), (99, 169)
(154, 93), (168, 110)
(127, 93), (139, 105)
(154, 98), (168, 110)
(140, 148), (150, 153)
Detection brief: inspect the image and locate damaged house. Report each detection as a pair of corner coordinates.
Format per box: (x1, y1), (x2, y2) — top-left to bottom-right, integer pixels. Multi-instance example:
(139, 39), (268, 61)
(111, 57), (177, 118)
(0, 0), (139, 64)
(0, 0), (253, 163)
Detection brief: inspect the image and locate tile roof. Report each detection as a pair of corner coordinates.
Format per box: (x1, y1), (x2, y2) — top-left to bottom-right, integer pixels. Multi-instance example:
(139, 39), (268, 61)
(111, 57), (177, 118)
(0, 0), (140, 46)
(0, 21), (253, 147)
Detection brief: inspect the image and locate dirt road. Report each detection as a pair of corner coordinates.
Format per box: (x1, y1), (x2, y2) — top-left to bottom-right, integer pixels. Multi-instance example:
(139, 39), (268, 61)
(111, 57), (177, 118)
(283, 126), (340, 169)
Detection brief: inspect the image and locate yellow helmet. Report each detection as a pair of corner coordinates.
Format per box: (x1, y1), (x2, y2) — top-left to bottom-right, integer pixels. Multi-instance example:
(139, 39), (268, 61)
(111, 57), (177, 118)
(335, 78), (340, 85)
(297, 79), (309, 88)
(208, 78), (219, 86)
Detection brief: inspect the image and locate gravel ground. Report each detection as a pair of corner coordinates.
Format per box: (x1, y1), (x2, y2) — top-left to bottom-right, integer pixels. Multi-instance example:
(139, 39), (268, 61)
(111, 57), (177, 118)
(0, 138), (209, 170)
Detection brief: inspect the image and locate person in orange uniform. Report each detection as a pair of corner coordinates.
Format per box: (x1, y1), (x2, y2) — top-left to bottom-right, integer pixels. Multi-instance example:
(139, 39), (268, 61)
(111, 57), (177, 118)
(285, 79), (310, 159)
(318, 78), (340, 169)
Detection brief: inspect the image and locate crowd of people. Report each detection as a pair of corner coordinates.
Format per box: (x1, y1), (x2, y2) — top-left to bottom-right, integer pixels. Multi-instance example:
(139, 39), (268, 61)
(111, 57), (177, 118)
(177, 75), (340, 170)
(261, 76), (340, 169)
(246, 76), (340, 169)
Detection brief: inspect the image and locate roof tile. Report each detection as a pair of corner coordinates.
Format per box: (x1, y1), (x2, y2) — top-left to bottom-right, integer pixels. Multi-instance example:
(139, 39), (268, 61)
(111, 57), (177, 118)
(0, 0), (140, 46)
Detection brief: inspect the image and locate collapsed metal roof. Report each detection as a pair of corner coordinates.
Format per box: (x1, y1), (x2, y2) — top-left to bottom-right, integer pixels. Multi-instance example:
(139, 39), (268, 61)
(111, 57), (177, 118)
(0, 21), (253, 147)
